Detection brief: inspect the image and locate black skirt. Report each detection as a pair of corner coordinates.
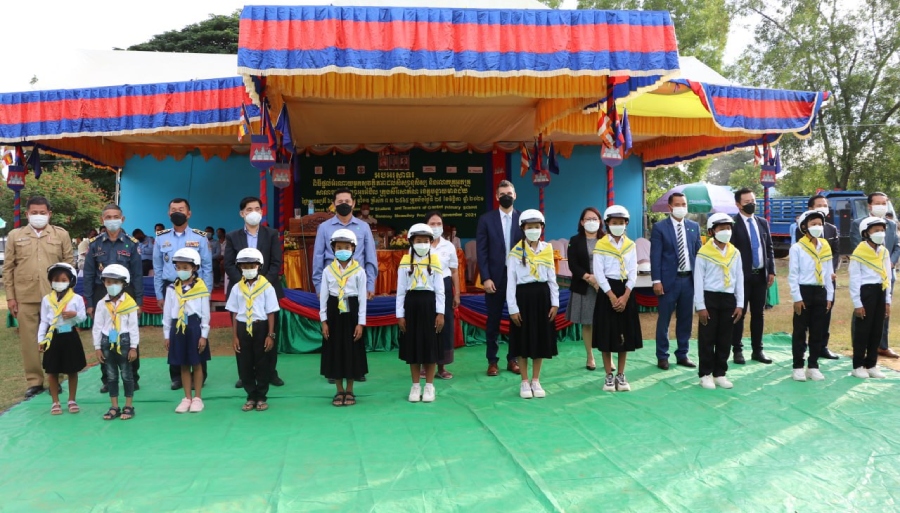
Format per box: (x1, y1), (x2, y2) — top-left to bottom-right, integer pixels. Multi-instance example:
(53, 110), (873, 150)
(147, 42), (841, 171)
(592, 278), (643, 352)
(321, 296), (368, 379)
(398, 290), (440, 365)
(510, 282), (558, 359)
(167, 315), (211, 366)
(42, 330), (87, 374)
(437, 276), (455, 365)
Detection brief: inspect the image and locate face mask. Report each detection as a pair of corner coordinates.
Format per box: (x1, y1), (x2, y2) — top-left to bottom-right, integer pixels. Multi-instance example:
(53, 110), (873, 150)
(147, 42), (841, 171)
(583, 220), (601, 233)
(741, 203), (756, 216)
(609, 225), (626, 237)
(335, 203), (353, 217)
(714, 229), (732, 244)
(104, 219), (122, 233)
(413, 243), (430, 256)
(29, 214), (49, 229)
(871, 205), (889, 218)
(432, 226), (443, 239)
(335, 249), (352, 262)
(242, 269), (259, 280)
(244, 211), (262, 226)
(869, 231), (886, 245)
(524, 228), (542, 242)
(816, 206), (830, 217)
(176, 270), (193, 281)
(106, 284), (123, 297)
(671, 207), (688, 219)
(51, 282), (69, 293)
(807, 225), (824, 238)
(361, 210), (370, 216)
(498, 194), (514, 209)
(170, 212), (187, 226)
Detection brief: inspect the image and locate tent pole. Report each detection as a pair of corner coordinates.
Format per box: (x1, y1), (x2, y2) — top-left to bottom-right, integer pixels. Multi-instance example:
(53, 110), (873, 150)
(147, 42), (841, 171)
(114, 169), (121, 205)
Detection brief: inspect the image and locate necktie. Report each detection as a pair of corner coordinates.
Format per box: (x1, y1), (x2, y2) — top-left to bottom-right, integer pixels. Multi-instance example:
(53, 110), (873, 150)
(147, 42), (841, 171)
(748, 218), (761, 268)
(502, 213), (510, 253)
(676, 222), (687, 271)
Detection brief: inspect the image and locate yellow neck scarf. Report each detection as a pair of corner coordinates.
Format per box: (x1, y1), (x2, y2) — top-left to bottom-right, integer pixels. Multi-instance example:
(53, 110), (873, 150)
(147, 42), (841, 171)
(40, 289), (75, 350)
(508, 242), (555, 280)
(174, 278), (210, 334)
(328, 259), (361, 313)
(798, 236), (833, 285)
(238, 276), (271, 334)
(593, 235), (635, 280)
(105, 294), (138, 354)
(851, 242), (889, 290)
(697, 240), (739, 288)
(399, 253), (443, 289)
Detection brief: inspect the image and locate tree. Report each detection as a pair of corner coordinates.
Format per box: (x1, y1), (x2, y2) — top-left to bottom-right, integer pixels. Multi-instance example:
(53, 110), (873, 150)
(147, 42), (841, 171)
(0, 164), (109, 238)
(727, 163), (764, 198)
(126, 11), (240, 54)
(538, 0), (563, 7)
(645, 160), (709, 222)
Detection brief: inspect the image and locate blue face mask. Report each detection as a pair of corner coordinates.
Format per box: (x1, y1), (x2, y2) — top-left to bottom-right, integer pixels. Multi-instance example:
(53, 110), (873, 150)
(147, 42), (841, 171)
(335, 249), (353, 262)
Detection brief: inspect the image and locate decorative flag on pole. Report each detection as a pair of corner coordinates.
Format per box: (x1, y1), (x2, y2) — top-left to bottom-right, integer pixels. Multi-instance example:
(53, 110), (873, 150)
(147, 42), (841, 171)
(520, 143), (530, 177)
(27, 147), (41, 179)
(275, 103), (294, 155)
(262, 98), (276, 149)
(547, 141), (560, 175)
(238, 104), (252, 142)
(621, 108), (633, 153)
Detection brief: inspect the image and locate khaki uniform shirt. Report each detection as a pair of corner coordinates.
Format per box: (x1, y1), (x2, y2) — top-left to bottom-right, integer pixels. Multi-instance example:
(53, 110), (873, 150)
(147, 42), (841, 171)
(2, 225), (74, 303)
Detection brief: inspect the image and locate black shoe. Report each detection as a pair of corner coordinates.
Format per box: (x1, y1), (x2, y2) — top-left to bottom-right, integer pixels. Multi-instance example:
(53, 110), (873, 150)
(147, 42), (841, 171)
(134, 382), (140, 391)
(676, 358), (697, 369)
(356, 376), (367, 382)
(24, 386), (44, 399)
(171, 381), (182, 390)
(751, 351), (773, 364)
(821, 348), (840, 360)
(733, 350), (746, 365)
(100, 384), (109, 393)
(235, 379), (243, 389)
(657, 360), (670, 370)
(327, 378), (336, 384)
(270, 376), (285, 387)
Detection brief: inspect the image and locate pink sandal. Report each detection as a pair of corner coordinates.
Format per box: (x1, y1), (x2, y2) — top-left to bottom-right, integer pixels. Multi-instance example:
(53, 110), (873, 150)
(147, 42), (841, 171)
(50, 402), (62, 415)
(67, 400), (80, 414)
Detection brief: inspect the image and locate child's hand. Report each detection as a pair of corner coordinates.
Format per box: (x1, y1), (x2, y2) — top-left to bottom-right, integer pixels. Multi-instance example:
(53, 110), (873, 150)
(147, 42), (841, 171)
(887, 304), (892, 319)
(510, 312), (522, 327)
(264, 337), (274, 352)
(232, 336), (241, 354)
(697, 309), (709, 326)
(826, 301), (833, 312)
(127, 348), (137, 362)
(398, 318), (406, 333)
(61, 311), (76, 319)
(198, 337), (207, 352)
(732, 308), (743, 324)
(854, 307), (866, 319)
(95, 349), (105, 363)
(39, 344), (47, 353)
(793, 301), (805, 316)
(435, 314), (445, 333)
(164, 339), (170, 351)
(548, 306), (558, 320)
(321, 322), (330, 340)
(353, 325), (363, 341)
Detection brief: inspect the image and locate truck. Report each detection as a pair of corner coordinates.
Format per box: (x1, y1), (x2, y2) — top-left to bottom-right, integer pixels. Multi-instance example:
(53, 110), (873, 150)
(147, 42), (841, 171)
(768, 190), (877, 258)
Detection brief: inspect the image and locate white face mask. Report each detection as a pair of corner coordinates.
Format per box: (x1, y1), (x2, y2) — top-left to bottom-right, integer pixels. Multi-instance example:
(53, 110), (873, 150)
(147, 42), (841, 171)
(807, 225), (824, 238)
(104, 219), (122, 233)
(714, 230), (732, 244)
(609, 225), (626, 237)
(176, 270), (193, 281)
(524, 228), (542, 242)
(413, 243), (430, 256)
(242, 269), (259, 280)
(51, 282), (69, 293)
(244, 211), (263, 226)
(106, 284), (123, 297)
(869, 231), (886, 245)
(29, 214), (49, 229)
(671, 206), (688, 219)
(431, 226), (443, 239)
(815, 206), (830, 217)
(871, 204), (889, 218)
(583, 220), (601, 233)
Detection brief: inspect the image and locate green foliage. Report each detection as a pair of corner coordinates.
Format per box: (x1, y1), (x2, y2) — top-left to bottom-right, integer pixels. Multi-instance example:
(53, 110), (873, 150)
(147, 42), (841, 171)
(727, 163), (764, 198)
(126, 11), (240, 54)
(0, 164), (109, 238)
(706, 150), (754, 186)
(537, 0), (563, 7)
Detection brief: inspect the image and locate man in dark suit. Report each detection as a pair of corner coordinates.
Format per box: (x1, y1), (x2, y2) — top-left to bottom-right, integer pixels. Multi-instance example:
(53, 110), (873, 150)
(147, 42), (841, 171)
(476, 180), (523, 376)
(650, 192), (701, 370)
(793, 194), (841, 359)
(731, 188), (776, 364)
(225, 196), (285, 388)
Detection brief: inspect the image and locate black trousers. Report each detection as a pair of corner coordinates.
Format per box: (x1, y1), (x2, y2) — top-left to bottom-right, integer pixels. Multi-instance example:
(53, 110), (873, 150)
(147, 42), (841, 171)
(853, 284), (887, 369)
(237, 321), (271, 402)
(162, 280), (208, 383)
(93, 284), (140, 385)
(823, 279), (835, 349)
(732, 271), (767, 352)
(233, 315), (281, 381)
(698, 292), (736, 378)
(792, 285), (828, 369)
(484, 276), (515, 364)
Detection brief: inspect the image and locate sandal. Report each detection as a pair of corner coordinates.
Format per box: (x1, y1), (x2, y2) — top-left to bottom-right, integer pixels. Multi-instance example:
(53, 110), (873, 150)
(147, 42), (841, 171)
(67, 400), (80, 414)
(437, 370), (454, 380)
(255, 401), (269, 411)
(242, 400), (256, 412)
(332, 393), (345, 407)
(120, 406), (135, 420)
(343, 393), (356, 406)
(50, 402), (62, 415)
(103, 407), (121, 420)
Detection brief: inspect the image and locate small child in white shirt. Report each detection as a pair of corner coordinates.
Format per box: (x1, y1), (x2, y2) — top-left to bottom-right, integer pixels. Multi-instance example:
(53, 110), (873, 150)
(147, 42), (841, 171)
(38, 263), (87, 415)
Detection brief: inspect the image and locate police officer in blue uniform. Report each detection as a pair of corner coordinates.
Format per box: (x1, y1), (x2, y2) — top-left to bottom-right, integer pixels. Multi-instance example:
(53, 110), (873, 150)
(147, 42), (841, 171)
(84, 204), (144, 393)
(153, 198), (213, 389)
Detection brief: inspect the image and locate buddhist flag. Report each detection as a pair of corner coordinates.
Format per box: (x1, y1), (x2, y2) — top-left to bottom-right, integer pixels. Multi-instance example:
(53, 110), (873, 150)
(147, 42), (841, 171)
(520, 143), (530, 177)
(238, 104), (252, 141)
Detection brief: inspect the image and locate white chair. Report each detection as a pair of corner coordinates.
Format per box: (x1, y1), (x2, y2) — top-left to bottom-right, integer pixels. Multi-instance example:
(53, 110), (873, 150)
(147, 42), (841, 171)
(635, 237), (651, 264)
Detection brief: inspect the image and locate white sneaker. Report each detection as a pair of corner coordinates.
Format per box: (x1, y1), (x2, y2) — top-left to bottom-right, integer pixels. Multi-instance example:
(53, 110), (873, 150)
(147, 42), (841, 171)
(867, 366), (886, 379)
(422, 383), (436, 402)
(520, 381), (533, 399)
(806, 368), (825, 381)
(602, 373), (616, 392)
(531, 380), (546, 398)
(714, 376), (733, 389)
(615, 374), (631, 392)
(175, 398), (192, 413)
(408, 383), (422, 402)
(851, 367), (869, 379)
(189, 397), (204, 412)
(792, 369), (807, 382)
(699, 375), (716, 390)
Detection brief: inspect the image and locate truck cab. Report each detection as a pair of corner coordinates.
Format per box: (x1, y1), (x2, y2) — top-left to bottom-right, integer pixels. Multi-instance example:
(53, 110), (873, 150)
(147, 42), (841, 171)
(769, 191), (871, 257)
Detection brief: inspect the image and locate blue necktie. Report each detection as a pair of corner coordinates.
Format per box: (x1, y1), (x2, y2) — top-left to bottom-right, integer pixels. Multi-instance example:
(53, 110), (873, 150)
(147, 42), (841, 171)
(748, 218), (761, 268)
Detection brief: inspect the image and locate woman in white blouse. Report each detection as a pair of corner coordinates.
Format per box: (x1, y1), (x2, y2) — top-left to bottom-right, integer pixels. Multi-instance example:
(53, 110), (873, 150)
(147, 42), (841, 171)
(425, 212), (460, 379)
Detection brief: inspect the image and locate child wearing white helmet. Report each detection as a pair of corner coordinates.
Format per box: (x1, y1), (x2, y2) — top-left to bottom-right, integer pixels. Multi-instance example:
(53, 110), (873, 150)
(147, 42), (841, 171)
(788, 210), (834, 382)
(849, 216), (892, 379)
(592, 205), (642, 392)
(226, 247), (280, 411)
(164, 248), (211, 413)
(507, 209), (559, 399)
(92, 264), (140, 420)
(396, 223), (446, 403)
(693, 213), (744, 390)
(319, 228), (368, 406)
(37, 263), (87, 415)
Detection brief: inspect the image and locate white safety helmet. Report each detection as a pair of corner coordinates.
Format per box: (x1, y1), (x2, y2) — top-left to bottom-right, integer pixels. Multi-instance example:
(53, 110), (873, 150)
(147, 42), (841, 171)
(330, 228), (357, 246)
(707, 213), (735, 230)
(859, 216), (887, 237)
(101, 264), (131, 284)
(519, 209), (545, 226)
(47, 263), (77, 288)
(236, 247), (264, 265)
(603, 205), (630, 223)
(407, 223), (434, 241)
(637, 261), (651, 274)
(172, 247), (201, 266)
(797, 210), (826, 233)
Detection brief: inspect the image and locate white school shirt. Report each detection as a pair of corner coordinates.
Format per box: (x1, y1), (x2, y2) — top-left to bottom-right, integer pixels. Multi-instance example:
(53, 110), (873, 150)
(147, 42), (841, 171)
(593, 237), (637, 293)
(225, 279), (281, 322)
(787, 240), (835, 302)
(37, 292), (87, 344)
(396, 254), (446, 317)
(91, 295), (141, 349)
(505, 241), (560, 315)
(319, 261), (368, 325)
(432, 237), (459, 279)
(693, 244), (745, 311)
(162, 282), (212, 339)
(848, 244), (892, 308)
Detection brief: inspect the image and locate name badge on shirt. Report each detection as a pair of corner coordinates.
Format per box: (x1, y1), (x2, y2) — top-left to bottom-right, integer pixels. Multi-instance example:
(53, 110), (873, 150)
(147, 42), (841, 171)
(57, 323), (72, 334)
(185, 241), (200, 248)
(108, 328), (118, 343)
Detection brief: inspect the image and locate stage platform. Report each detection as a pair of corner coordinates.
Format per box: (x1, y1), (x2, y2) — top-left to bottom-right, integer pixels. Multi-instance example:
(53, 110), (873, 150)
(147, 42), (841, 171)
(1, 334), (899, 512)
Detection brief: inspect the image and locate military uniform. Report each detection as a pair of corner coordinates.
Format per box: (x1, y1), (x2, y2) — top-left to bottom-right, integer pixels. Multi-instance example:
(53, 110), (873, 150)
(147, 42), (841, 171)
(2, 225), (74, 388)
